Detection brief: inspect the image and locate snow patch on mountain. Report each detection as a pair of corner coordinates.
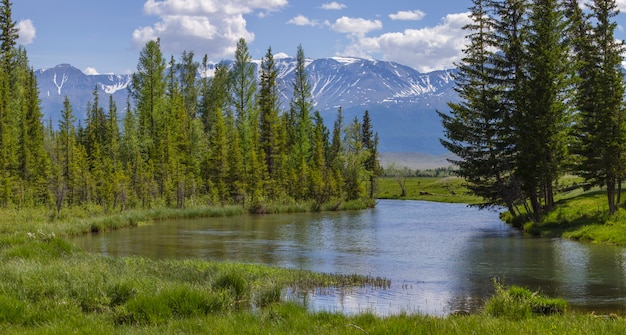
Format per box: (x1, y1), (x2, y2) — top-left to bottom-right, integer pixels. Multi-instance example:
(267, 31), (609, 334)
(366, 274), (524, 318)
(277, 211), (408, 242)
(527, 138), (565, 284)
(34, 58), (460, 153)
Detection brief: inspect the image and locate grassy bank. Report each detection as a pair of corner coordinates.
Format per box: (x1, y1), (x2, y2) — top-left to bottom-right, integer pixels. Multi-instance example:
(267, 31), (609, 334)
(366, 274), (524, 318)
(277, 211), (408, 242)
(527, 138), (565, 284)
(376, 176), (481, 204)
(381, 174), (626, 246)
(0, 199), (624, 333)
(501, 182), (626, 245)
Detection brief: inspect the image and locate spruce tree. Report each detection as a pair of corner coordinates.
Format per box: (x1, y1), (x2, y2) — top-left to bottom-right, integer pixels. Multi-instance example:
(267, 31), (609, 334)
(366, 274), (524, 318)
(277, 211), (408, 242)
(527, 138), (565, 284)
(361, 110), (381, 200)
(288, 44), (315, 199)
(439, 0), (521, 214)
(0, 0), (17, 68)
(258, 47), (283, 198)
(570, 0), (626, 213)
(229, 38), (257, 203)
(131, 39), (166, 204)
(514, 0), (571, 219)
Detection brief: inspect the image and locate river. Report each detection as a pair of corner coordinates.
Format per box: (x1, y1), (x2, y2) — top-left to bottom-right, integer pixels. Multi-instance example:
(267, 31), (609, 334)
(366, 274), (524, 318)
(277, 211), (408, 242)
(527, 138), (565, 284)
(73, 199), (626, 316)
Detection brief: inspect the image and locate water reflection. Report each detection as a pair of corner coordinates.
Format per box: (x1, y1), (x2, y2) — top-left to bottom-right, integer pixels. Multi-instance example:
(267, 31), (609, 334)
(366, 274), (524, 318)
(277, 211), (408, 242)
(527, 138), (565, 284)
(74, 200), (626, 316)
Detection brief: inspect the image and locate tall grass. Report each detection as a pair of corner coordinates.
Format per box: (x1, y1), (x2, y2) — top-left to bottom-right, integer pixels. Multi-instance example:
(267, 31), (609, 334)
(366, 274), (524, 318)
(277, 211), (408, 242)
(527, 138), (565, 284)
(484, 279), (567, 320)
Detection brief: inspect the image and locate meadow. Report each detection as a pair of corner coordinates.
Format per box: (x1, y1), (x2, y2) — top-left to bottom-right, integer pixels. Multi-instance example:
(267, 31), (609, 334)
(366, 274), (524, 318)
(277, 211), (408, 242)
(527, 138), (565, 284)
(0, 179), (624, 333)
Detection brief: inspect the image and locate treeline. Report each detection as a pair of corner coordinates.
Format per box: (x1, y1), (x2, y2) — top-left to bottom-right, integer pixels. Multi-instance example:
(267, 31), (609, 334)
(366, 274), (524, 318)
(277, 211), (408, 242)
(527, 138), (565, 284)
(440, 0), (625, 221)
(0, 1), (381, 213)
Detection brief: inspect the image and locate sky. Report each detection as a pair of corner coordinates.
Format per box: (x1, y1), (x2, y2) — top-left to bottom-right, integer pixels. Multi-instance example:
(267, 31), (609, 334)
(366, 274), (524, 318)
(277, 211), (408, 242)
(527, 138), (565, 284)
(10, 0), (626, 75)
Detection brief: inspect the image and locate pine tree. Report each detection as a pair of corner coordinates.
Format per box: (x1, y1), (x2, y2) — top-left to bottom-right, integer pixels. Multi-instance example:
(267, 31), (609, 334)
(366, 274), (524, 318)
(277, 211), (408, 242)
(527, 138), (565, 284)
(229, 38), (257, 204)
(19, 65), (49, 204)
(310, 111), (330, 209)
(514, 0), (571, 220)
(343, 117), (367, 201)
(570, 0), (626, 213)
(131, 39), (166, 204)
(0, 0), (17, 69)
(439, 0), (522, 215)
(288, 45), (315, 200)
(328, 107), (345, 200)
(258, 47), (283, 198)
(361, 110), (381, 200)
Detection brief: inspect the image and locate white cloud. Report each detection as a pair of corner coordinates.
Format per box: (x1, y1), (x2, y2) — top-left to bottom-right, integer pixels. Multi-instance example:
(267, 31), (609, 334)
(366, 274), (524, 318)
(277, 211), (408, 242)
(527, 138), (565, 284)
(321, 2), (346, 10)
(83, 67), (99, 75)
(287, 15), (319, 26)
(134, 0), (287, 60)
(16, 19), (36, 45)
(331, 16), (382, 34)
(389, 10), (426, 21)
(338, 12), (471, 72)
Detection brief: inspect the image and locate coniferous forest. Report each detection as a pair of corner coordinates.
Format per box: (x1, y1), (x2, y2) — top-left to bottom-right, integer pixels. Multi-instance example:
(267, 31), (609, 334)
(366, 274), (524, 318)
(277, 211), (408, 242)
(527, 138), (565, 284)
(0, 1), (381, 214)
(440, 0), (625, 222)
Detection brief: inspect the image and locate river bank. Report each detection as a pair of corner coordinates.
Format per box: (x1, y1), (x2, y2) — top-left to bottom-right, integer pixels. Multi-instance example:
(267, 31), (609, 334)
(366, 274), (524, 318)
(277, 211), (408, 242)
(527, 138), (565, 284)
(0, 195), (624, 333)
(378, 175), (626, 246)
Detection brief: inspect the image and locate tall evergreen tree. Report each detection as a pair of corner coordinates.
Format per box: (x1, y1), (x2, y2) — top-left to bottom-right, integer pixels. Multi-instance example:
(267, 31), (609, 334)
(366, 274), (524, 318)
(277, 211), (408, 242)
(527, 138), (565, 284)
(570, 0), (626, 213)
(131, 39), (167, 204)
(361, 110), (381, 200)
(439, 0), (522, 214)
(288, 44), (315, 199)
(0, 0), (17, 68)
(229, 38), (258, 203)
(514, 0), (571, 220)
(258, 47), (283, 198)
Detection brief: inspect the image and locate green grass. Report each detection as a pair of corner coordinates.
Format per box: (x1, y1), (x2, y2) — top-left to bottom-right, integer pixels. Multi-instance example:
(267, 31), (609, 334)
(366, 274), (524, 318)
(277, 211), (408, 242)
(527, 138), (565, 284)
(0, 199), (624, 333)
(500, 182), (626, 245)
(376, 176), (481, 204)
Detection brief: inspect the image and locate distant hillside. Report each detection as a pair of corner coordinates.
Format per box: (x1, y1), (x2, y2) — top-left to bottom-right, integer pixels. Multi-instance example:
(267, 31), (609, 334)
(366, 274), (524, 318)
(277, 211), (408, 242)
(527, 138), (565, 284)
(34, 57), (460, 154)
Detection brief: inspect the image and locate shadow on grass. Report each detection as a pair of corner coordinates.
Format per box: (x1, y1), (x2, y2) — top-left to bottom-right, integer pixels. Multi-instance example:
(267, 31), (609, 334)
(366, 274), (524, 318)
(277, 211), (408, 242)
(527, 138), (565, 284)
(523, 189), (617, 240)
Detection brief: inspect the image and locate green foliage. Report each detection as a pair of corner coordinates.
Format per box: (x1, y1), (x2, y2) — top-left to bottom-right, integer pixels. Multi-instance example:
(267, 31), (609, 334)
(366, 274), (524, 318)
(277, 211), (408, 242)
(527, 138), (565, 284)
(213, 271), (249, 301)
(484, 279), (567, 320)
(0, 3), (383, 212)
(255, 283), (282, 308)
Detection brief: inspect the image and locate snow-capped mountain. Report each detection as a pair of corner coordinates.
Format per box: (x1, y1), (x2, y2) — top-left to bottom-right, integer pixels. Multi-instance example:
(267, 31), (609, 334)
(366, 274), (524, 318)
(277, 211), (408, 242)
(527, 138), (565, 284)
(34, 58), (459, 154)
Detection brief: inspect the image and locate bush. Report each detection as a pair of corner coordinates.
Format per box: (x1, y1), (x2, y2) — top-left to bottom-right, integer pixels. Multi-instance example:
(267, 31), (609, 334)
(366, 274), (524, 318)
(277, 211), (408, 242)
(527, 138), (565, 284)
(484, 279), (566, 320)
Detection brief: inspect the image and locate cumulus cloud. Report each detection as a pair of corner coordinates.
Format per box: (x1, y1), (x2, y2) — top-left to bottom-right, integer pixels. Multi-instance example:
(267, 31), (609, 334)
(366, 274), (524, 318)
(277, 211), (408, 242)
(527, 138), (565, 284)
(83, 67), (99, 75)
(616, 0), (626, 11)
(16, 19), (36, 45)
(287, 15), (319, 26)
(338, 12), (471, 72)
(134, 0), (287, 60)
(389, 10), (426, 21)
(331, 16), (382, 34)
(321, 2), (346, 10)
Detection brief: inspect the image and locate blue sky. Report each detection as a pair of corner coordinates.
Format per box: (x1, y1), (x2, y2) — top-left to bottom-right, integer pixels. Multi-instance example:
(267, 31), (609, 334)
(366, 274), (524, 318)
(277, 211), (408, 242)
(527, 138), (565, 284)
(11, 0), (626, 75)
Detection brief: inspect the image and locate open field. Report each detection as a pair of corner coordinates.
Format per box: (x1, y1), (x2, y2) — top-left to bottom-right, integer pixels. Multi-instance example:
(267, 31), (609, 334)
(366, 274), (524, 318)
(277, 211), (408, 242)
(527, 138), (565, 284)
(376, 176), (481, 204)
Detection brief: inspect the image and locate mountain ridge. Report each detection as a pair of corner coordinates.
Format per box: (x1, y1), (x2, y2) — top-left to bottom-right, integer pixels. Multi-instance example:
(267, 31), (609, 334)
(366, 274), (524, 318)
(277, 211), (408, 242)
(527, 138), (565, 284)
(34, 57), (459, 154)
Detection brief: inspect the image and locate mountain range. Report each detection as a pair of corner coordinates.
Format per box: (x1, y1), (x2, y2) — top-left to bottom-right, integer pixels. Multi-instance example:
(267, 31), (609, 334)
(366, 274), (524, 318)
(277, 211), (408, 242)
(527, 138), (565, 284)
(34, 57), (460, 155)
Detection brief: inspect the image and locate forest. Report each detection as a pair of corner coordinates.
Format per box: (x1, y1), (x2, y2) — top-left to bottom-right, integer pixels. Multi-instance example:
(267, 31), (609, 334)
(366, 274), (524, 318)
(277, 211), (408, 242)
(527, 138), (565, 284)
(441, 0), (625, 222)
(0, 2), (381, 214)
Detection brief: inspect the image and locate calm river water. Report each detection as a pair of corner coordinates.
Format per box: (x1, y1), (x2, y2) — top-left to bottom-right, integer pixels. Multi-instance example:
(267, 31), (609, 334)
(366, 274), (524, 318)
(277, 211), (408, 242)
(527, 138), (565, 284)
(74, 200), (626, 315)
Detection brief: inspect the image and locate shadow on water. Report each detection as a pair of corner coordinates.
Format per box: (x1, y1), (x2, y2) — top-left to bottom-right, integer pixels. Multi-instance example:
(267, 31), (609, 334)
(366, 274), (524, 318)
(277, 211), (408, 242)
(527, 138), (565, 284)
(74, 200), (626, 316)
